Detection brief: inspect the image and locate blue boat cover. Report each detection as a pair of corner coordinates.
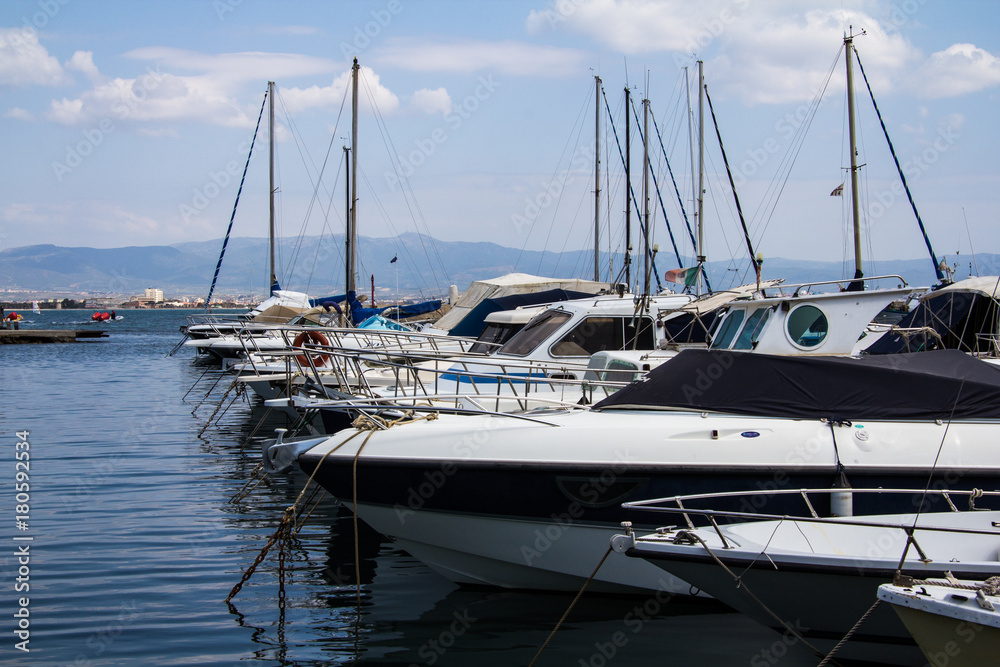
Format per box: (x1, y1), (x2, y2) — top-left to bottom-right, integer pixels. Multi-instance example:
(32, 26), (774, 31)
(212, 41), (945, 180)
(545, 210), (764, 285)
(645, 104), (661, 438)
(346, 291), (442, 325)
(356, 315), (412, 331)
(594, 348), (1000, 421)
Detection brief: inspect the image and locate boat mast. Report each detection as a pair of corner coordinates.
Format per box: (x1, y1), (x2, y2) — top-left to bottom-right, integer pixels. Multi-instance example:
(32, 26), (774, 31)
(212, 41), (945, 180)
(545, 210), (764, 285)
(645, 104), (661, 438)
(344, 144), (350, 319)
(624, 85), (632, 289)
(696, 60), (706, 296)
(268, 81), (276, 295)
(347, 58), (359, 300)
(642, 96), (651, 297)
(845, 31), (864, 291)
(594, 75), (602, 283)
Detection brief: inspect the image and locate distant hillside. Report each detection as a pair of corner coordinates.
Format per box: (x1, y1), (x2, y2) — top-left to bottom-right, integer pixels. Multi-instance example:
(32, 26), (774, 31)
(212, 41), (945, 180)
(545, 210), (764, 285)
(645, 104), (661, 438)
(1, 233), (995, 297)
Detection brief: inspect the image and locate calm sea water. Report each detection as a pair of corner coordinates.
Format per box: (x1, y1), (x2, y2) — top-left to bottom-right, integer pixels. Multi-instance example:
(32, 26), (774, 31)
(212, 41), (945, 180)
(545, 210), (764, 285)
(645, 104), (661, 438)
(2, 309), (823, 666)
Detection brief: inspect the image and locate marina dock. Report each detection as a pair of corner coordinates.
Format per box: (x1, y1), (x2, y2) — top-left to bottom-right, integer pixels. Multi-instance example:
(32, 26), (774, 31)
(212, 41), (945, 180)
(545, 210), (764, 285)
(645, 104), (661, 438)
(0, 329), (108, 344)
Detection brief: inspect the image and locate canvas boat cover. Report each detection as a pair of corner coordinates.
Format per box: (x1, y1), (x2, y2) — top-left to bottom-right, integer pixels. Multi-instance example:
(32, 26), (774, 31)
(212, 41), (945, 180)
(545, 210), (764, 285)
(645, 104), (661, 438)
(594, 348), (1000, 421)
(865, 277), (1000, 355)
(433, 273), (610, 333)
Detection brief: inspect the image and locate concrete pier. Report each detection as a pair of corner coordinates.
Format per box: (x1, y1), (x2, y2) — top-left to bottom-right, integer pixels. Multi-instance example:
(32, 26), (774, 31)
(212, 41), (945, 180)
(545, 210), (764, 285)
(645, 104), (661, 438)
(0, 329), (108, 344)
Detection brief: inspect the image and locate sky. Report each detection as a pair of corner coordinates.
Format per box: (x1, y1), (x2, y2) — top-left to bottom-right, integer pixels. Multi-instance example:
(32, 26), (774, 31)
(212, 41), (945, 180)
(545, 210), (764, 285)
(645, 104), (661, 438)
(1, 0), (998, 283)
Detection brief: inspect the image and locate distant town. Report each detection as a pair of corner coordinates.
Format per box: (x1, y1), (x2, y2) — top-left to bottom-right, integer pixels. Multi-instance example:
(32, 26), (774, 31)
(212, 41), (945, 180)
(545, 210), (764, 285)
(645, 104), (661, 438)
(0, 287), (255, 310)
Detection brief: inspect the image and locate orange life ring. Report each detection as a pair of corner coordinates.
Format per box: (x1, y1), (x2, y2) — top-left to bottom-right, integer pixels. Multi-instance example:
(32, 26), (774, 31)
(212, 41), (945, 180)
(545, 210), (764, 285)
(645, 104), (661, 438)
(293, 330), (330, 367)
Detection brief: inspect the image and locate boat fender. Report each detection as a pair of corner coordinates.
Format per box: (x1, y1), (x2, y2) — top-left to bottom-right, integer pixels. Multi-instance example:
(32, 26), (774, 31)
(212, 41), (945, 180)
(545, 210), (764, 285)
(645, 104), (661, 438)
(292, 330), (330, 367)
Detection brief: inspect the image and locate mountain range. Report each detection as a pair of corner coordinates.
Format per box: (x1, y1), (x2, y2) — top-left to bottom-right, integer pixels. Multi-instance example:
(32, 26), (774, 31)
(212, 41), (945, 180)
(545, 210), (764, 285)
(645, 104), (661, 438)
(0, 232), (994, 298)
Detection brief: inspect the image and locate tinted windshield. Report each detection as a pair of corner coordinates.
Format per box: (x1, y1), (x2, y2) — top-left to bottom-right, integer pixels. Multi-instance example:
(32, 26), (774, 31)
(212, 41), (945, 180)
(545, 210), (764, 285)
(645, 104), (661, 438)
(497, 310), (572, 356)
(710, 310), (745, 349)
(551, 316), (655, 357)
(470, 322), (520, 354)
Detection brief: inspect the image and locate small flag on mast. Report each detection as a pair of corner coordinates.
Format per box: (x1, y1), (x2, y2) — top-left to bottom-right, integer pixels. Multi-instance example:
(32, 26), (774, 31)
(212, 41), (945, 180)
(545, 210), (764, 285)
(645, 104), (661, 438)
(390, 255), (398, 263)
(830, 183), (844, 196)
(664, 265), (701, 287)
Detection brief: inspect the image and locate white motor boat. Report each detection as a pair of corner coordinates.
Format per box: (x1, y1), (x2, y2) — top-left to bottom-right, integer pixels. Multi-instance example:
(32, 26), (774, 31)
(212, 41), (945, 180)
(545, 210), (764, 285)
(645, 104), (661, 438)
(879, 577), (1000, 667)
(293, 347), (1000, 598)
(611, 488), (1000, 666)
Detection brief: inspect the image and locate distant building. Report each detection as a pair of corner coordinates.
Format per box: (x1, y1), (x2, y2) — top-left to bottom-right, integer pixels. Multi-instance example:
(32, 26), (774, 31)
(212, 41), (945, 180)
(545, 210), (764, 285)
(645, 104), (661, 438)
(144, 288), (164, 303)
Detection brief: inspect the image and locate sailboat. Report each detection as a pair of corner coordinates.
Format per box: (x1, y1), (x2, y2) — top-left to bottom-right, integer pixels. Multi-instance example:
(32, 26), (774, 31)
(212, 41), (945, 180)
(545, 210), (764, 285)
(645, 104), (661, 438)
(179, 81), (323, 361)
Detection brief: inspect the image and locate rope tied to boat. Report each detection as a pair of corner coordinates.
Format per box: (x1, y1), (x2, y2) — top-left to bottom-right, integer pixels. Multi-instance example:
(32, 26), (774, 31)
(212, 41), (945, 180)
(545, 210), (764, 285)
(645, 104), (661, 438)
(895, 572), (1000, 595)
(226, 426), (370, 603)
(528, 546), (614, 667)
(816, 598), (881, 667)
(680, 530), (839, 664)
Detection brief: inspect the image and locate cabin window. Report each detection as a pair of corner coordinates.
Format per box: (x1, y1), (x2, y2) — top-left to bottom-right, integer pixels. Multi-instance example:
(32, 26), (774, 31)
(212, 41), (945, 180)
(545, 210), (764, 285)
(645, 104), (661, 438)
(470, 323), (519, 354)
(710, 310), (745, 349)
(786, 304), (829, 348)
(497, 310), (572, 356)
(587, 359), (641, 382)
(732, 308), (773, 350)
(550, 317), (655, 357)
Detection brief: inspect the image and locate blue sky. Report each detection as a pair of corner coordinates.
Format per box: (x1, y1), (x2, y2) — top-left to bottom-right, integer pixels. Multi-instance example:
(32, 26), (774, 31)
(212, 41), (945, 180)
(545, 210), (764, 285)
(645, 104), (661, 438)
(1, 0), (998, 279)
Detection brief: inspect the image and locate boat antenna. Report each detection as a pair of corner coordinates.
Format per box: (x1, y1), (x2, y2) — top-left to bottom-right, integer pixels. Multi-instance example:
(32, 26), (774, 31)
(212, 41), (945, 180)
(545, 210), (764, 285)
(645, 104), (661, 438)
(844, 28), (865, 292)
(963, 207), (980, 277)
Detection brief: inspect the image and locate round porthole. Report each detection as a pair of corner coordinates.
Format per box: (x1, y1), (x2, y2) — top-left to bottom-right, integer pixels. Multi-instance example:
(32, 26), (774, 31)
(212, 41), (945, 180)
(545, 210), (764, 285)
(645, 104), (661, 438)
(786, 304), (828, 348)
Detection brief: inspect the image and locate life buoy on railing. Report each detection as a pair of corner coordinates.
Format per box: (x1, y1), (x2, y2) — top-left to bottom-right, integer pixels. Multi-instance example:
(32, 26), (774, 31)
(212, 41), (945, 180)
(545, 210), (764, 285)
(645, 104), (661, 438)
(293, 330), (330, 367)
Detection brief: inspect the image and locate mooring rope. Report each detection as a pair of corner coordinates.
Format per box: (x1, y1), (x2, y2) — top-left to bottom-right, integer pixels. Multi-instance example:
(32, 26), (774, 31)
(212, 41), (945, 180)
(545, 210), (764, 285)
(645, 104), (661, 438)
(683, 531), (835, 664)
(816, 599), (881, 667)
(528, 546), (614, 667)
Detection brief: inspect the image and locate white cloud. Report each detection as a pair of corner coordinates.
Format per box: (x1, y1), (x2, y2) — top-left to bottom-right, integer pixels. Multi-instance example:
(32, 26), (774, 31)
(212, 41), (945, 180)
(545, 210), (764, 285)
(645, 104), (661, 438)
(44, 70), (255, 128)
(4, 107), (33, 121)
(527, 0), (734, 54)
(65, 50), (101, 82)
(375, 37), (587, 77)
(280, 65), (400, 114)
(39, 51), (401, 128)
(124, 47), (338, 91)
(410, 87), (452, 115)
(0, 27), (67, 86)
(911, 43), (1000, 98)
(526, 1), (1000, 104)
